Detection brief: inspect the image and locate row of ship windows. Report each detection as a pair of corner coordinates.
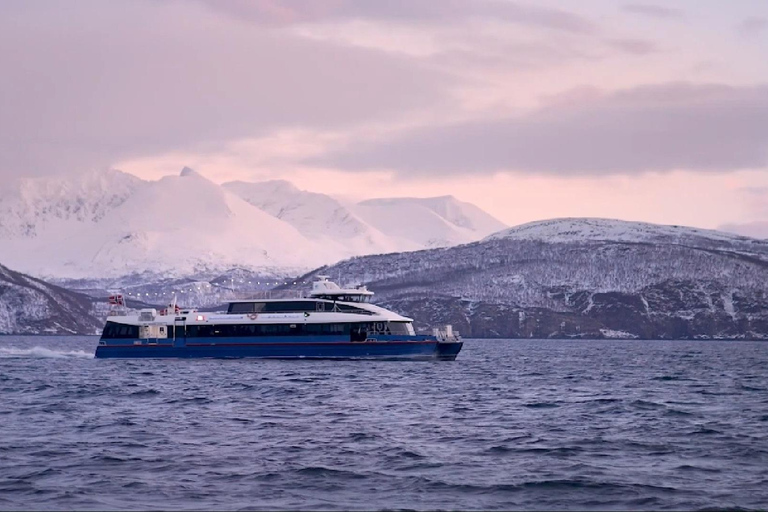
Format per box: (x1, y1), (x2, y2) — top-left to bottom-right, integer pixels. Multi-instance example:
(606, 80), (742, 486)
(227, 301), (373, 315)
(102, 321), (411, 339)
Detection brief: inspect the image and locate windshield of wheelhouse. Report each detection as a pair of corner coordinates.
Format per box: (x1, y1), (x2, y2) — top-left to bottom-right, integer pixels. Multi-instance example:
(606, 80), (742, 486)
(315, 294), (371, 303)
(228, 301), (319, 314)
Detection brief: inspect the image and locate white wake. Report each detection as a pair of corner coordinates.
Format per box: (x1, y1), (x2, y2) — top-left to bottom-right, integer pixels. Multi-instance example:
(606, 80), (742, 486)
(0, 346), (94, 359)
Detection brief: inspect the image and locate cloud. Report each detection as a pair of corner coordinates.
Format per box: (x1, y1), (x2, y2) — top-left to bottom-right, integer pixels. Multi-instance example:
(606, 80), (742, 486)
(196, 0), (596, 33)
(0, 1), (449, 177)
(732, 186), (768, 217)
(622, 4), (683, 19)
(719, 221), (768, 239)
(313, 83), (768, 176)
(737, 16), (768, 38)
(605, 38), (659, 55)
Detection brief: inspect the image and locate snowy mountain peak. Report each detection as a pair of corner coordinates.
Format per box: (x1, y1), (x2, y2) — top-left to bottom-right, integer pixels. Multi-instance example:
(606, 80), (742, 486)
(0, 168), (143, 238)
(223, 179), (397, 251)
(180, 166), (199, 177)
(354, 195), (507, 248)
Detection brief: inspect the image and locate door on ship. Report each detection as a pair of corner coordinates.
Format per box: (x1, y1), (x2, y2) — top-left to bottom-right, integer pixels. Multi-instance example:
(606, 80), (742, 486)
(173, 317), (186, 348)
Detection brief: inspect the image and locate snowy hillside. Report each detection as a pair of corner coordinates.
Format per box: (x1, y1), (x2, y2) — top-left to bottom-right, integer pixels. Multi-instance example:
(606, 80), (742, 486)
(487, 217), (754, 246)
(355, 196), (507, 248)
(0, 168), (505, 281)
(0, 263), (102, 335)
(280, 218), (768, 340)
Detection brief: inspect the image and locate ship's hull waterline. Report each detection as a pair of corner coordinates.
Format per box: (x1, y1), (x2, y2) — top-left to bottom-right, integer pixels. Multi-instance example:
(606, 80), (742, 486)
(95, 338), (463, 360)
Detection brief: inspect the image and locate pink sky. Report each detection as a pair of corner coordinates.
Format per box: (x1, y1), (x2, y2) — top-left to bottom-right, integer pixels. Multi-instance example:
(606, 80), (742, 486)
(1, 0), (767, 233)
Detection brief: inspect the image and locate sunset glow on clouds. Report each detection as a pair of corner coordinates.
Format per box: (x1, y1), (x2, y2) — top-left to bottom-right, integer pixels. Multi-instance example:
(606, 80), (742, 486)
(1, 0), (767, 233)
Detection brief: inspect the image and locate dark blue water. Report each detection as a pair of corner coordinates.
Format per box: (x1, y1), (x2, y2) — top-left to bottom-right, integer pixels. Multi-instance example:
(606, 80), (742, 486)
(1, 337), (767, 511)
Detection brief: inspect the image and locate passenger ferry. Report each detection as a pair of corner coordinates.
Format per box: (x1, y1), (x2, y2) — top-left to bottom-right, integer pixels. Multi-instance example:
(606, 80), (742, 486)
(95, 276), (463, 360)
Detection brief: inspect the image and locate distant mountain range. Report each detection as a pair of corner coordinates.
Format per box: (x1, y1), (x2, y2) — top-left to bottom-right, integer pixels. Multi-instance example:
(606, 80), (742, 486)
(0, 168), (506, 281)
(3, 192), (768, 338)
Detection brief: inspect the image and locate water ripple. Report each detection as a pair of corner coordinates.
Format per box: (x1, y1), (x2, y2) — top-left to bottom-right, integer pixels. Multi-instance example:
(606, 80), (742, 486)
(0, 336), (767, 511)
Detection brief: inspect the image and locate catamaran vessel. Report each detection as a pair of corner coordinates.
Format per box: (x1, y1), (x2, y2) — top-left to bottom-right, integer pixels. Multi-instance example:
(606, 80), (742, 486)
(95, 276), (463, 360)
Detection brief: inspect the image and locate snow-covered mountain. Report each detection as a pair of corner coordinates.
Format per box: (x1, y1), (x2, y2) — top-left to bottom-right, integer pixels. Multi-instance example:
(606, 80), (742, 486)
(0, 169), (329, 279)
(279, 218), (768, 340)
(0, 168), (142, 238)
(222, 182), (506, 252)
(355, 196), (508, 248)
(222, 180), (412, 255)
(0, 168), (506, 281)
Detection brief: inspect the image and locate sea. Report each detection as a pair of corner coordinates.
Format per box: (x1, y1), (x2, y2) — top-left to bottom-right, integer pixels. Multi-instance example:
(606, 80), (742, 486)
(0, 336), (766, 511)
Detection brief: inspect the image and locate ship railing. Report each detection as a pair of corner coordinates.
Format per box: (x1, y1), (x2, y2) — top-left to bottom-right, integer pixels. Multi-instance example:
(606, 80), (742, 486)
(433, 325), (461, 343)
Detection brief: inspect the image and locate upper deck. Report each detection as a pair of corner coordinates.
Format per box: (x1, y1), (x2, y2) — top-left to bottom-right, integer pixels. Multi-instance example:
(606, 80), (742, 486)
(226, 276), (381, 316)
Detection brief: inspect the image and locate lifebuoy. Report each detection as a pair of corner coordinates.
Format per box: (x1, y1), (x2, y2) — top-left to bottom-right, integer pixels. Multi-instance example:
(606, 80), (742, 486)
(375, 322), (384, 331)
(248, 313), (258, 320)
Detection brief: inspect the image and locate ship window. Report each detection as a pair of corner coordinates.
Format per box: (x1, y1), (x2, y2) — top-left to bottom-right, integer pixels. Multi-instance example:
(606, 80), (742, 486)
(388, 322), (411, 335)
(261, 301), (318, 313)
(228, 302), (269, 314)
(350, 325), (367, 342)
(229, 302), (255, 314)
(180, 322), (384, 337)
(101, 321), (140, 339)
(305, 323), (322, 334)
(334, 304), (374, 315)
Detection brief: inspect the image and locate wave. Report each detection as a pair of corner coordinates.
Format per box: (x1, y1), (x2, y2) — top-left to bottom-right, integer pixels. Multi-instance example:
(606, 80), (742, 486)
(0, 346), (94, 359)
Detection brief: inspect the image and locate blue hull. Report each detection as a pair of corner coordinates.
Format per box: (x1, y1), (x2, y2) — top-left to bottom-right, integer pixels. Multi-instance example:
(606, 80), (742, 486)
(95, 339), (462, 360)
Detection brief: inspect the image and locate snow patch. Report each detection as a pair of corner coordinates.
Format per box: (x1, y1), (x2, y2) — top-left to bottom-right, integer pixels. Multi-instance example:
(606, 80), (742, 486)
(599, 329), (639, 339)
(722, 291), (737, 321)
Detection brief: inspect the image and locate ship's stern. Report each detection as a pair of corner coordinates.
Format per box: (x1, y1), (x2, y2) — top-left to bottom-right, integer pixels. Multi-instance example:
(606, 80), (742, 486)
(436, 340), (463, 360)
